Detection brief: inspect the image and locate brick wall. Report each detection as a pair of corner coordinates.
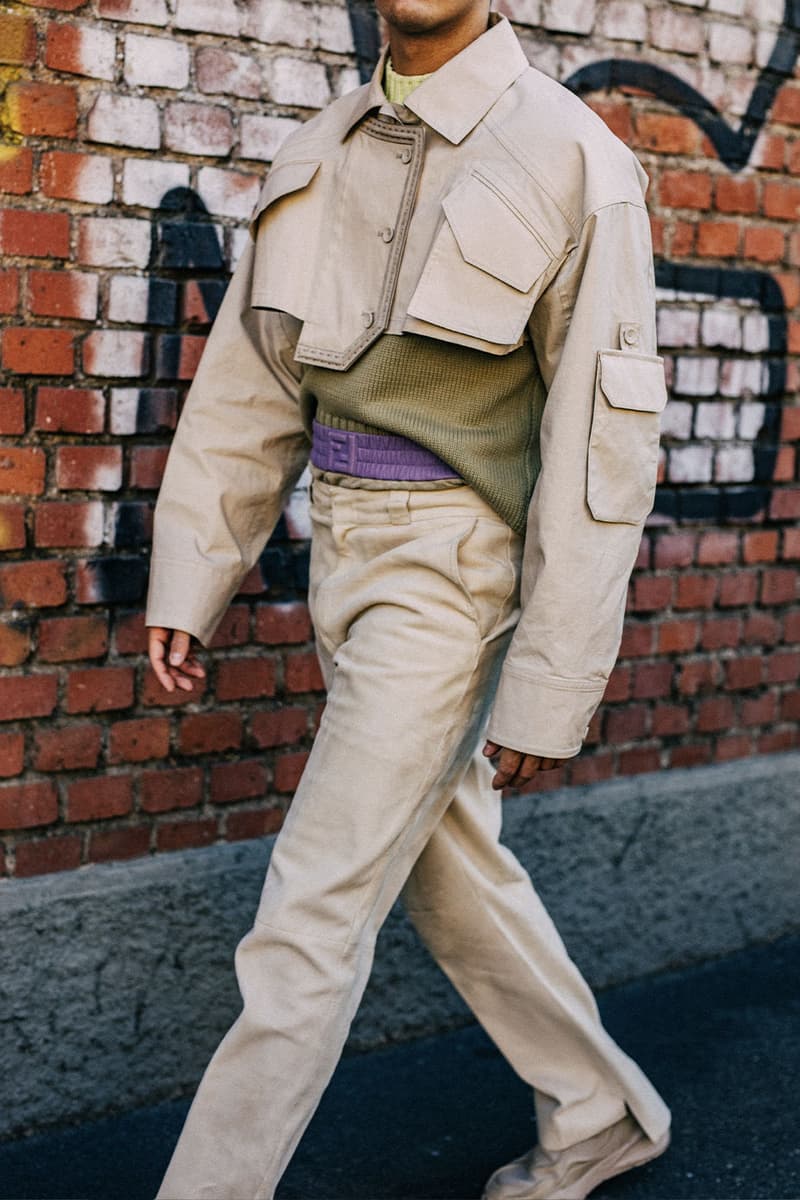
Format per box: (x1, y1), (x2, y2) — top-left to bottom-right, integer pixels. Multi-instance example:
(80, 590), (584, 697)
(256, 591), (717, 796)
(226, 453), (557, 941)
(0, 0), (798, 879)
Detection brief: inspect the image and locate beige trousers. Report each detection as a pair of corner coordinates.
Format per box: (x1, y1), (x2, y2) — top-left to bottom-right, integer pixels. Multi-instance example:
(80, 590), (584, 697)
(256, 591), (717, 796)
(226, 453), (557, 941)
(156, 477), (671, 1200)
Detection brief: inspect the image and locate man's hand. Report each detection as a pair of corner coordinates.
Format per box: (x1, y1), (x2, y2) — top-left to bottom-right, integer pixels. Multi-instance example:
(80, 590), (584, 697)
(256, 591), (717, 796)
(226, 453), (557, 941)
(148, 626), (207, 693)
(482, 740), (566, 790)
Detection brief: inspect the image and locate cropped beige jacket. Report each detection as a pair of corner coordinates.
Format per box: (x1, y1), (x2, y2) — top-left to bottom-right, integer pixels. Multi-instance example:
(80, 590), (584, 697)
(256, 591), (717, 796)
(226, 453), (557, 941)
(145, 13), (668, 759)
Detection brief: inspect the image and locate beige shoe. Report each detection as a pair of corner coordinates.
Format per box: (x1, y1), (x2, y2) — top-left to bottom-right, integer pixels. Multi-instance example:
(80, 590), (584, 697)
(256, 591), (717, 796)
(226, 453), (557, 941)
(481, 1113), (671, 1200)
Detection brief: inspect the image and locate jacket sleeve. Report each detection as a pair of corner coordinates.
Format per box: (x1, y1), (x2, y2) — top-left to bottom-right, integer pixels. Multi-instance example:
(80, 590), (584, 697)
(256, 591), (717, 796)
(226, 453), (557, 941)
(144, 236), (310, 646)
(486, 198), (666, 759)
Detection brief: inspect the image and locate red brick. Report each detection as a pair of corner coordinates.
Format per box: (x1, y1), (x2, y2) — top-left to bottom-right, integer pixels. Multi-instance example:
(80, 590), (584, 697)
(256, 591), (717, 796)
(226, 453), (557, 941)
(781, 691), (800, 722)
(0, 559), (67, 607)
(40, 151), (114, 204)
(55, 445), (122, 491)
(632, 661), (672, 700)
(696, 221), (739, 258)
(34, 722), (101, 771)
(652, 704), (691, 736)
(669, 743), (712, 769)
(743, 225), (785, 264)
(0, 616), (32, 666)
(0, 268), (20, 314)
(0, 209), (70, 258)
(6, 81), (78, 137)
(783, 610), (800, 643)
(740, 692), (778, 727)
(767, 651), (800, 686)
(773, 447), (796, 483)
(701, 616), (742, 651)
(225, 807), (284, 841)
(718, 572), (758, 607)
(235, 564), (269, 596)
(0, 731), (25, 777)
(130, 446), (168, 489)
(0, 448), (45, 495)
(274, 751), (309, 793)
(677, 660), (717, 696)
(2, 328), (74, 375)
(66, 773), (132, 821)
(255, 602), (312, 646)
(697, 532), (738, 566)
(210, 759), (268, 804)
(634, 535), (650, 571)
(675, 574), (717, 610)
(773, 84), (800, 126)
(671, 220), (695, 257)
(696, 697), (736, 733)
(140, 665), (206, 707)
(140, 765), (203, 813)
(87, 825), (150, 864)
(653, 532), (695, 569)
(0, 12), (37, 65)
(0, 780), (57, 829)
(179, 712), (241, 755)
(618, 622), (654, 658)
(109, 717), (170, 763)
(34, 500), (103, 548)
(567, 753), (615, 786)
(761, 569), (797, 605)
(38, 614), (108, 662)
(66, 665), (134, 713)
(758, 729), (798, 754)
(604, 705), (648, 744)
(724, 656), (763, 691)
(715, 734), (752, 762)
(45, 21), (116, 79)
(763, 181), (800, 221)
(602, 664), (631, 703)
(250, 706), (309, 749)
(649, 215), (665, 257)
(15, 834), (83, 877)
(714, 176), (758, 215)
(783, 529), (800, 561)
(0, 503), (26, 552)
(753, 134), (785, 170)
(0, 147), (33, 195)
(618, 747), (661, 776)
(216, 657), (276, 701)
(631, 576), (672, 612)
(743, 612), (780, 647)
(586, 99), (633, 144)
(284, 650), (325, 694)
(115, 609), (148, 654)
(743, 531), (778, 564)
(0, 388), (25, 435)
(635, 113), (699, 154)
(657, 619), (700, 654)
(769, 488), (800, 520)
(208, 604), (250, 648)
(659, 170), (711, 210)
(156, 817), (217, 852)
(28, 271), (98, 321)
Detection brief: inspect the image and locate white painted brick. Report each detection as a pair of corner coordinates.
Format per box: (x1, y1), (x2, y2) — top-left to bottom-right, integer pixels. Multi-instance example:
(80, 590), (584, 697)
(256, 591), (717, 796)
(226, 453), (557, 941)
(496, 0), (542, 25)
(108, 275), (151, 323)
(695, 401), (736, 439)
(110, 388), (175, 433)
(196, 47), (261, 99)
(738, 401), (766, 439)
(228, 225), (250, 268)
(742, 313), (770, 353)
(725, 73), (759, 119)
(164, 102), (234, 156)
(124, 34), (190, 89)
(597, 0), (647, 41)
(523, 38), (560, 78)
(41, 152), (114, 204)
(710, 16), (753, 60)
(660, 400), (694, 440)
(283, 466), (312, 540)
(559, 42), (600, 77)
(197, 167), (262, 219)
(267, 56), (331, 108)
(243, 0), (317, 47)
(543, 0), (595, 34)
(83, 330), (149, 378)
(745, 0), (782, 21)
(122, 158), (190, 208)
(755, 28), (778, 69)
(657, 307), (700, 348)
(674, 356), (720, 397)
(239, 115), (302, 162)
(316, 4), (354, 53)
(96, 0), (168, 26)
(334, 66), (361, 98)
(668, 446), (714, 484)
(79, 217), (151, 268)
(700, 309), (742, 349)
(709, 0), (744, 12)
(720, 359), (766, 399)
(50, 24), (117, 81)
(174, 0), (240, 34)
(649, 9), (704, 54)
(87, 93), (160, 150)
(715, 446), (754, 482)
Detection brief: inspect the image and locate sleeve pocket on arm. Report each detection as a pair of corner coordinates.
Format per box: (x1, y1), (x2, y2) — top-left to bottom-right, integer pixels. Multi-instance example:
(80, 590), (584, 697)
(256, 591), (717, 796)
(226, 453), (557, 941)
(587, 349), (668, 525)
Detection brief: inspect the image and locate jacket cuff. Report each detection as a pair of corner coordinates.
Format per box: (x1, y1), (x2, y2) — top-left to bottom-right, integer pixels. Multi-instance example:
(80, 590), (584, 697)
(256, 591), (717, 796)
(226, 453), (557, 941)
(144, 555), (241, 648)
(486, 666), (605, 759)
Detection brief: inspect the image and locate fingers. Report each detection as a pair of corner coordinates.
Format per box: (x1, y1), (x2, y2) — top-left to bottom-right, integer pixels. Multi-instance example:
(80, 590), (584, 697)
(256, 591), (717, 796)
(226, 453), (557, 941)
(486, 744), (567, 790)
(147, 627), (206, 694)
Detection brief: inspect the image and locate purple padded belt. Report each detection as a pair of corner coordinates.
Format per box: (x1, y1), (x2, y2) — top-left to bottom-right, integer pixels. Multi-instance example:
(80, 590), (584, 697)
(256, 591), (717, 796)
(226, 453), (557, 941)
(311, 420), (461, 482)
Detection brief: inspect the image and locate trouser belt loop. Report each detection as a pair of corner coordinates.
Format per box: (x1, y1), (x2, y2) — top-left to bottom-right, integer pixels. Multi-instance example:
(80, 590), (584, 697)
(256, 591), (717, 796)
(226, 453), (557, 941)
(388, 490), (412, 525)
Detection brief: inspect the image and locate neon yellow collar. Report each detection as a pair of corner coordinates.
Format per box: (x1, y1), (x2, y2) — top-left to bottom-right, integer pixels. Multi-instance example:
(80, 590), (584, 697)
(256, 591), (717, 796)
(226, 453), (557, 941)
(384, 57), (433, 106)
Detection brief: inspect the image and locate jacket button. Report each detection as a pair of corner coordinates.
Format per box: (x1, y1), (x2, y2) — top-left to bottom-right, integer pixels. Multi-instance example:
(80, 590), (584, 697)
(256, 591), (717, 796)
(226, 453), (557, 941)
(622, 324), (640, 347)
(378, 226), (394, 243)
(398, 147), (412, 164)
(361, 311), (375, 328)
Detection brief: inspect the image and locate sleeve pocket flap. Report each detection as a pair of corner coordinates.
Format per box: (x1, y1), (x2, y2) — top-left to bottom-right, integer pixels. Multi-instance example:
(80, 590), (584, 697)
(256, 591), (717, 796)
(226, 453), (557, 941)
(599, 350), (668, 414)
(442, 173), (551, 293)
(249, 159), (321, 235)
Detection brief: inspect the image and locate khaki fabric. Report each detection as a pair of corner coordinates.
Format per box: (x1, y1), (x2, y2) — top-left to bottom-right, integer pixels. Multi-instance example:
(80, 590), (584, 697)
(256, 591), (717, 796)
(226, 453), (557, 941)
(145, 11), (667, 758)
(155, 478), (671, 1200)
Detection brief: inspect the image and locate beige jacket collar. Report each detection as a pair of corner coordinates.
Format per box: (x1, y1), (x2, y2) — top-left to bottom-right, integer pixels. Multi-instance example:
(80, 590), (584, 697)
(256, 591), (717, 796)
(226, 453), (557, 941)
(340, 13), (530, 145)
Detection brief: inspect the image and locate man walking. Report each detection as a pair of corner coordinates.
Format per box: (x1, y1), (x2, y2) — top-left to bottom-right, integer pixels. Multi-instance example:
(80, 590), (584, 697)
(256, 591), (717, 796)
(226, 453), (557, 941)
(145, 2), (672, 1197)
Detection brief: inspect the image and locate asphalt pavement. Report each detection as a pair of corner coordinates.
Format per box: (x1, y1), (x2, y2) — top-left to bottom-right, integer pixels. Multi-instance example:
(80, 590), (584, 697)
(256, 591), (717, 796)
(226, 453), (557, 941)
(1, 933), (798, 1200)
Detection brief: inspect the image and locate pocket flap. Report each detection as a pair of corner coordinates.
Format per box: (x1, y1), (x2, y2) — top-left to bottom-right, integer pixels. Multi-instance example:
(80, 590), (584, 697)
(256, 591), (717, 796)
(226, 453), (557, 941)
(249, 159), (322, 236)
(442, 173), (551, 293)
(598, 349), (668, 413)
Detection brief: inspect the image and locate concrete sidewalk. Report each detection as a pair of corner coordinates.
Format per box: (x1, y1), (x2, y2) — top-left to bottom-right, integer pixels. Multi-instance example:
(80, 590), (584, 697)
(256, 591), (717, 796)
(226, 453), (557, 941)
(2, 932), (799, 1200)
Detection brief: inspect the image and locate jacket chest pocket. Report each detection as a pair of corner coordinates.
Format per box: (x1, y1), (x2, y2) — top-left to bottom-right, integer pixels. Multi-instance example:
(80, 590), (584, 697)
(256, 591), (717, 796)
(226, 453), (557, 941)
(250, 158), (323, 322)
(587, 350), (668, 525)
(406, 170), (556, 352)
